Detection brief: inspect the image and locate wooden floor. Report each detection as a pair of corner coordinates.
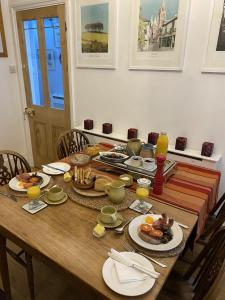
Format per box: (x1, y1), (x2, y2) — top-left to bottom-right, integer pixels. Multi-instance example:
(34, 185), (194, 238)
(0, 242), (225, 300)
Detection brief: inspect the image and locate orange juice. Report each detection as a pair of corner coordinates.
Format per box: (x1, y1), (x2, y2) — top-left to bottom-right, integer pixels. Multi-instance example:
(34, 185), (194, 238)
(27, 185), (41, 199)
(136, 187), (149, 200)
(156, 131), (168, 156)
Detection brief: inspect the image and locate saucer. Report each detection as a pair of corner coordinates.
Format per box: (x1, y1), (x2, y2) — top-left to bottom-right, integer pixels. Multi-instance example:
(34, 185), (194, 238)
(44, 193), (68, 205)
(97, 213), (123, 228)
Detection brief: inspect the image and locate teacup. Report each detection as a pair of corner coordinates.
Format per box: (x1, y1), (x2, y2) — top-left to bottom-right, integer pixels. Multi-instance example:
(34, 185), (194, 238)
(99, 206), (118, 224)
(45, 186), (64, 202)
(104, 180), (126, 204)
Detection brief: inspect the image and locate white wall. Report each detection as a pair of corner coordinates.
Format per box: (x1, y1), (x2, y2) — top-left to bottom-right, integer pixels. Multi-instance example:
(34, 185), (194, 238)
(3, 0), (225, 194)
(0, 0), (27, 156)
(73, 0), (225, 193)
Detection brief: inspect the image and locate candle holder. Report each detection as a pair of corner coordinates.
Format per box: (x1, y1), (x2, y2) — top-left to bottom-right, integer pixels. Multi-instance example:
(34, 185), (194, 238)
(148, 132), (159, 145)
(127, 128), (138, 139)
(175, 137), (187, 151)
(102, 123), (112, 134)
(201, 142), (214, 157)
(84, 119), (93, 130)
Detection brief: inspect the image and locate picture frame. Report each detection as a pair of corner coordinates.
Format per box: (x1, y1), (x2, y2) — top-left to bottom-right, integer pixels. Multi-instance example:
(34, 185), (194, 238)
(75, 0), (118, 69)
(0, 2), (8, 57)
(202, 0), (225, 73)
(129, 0), (190, 71)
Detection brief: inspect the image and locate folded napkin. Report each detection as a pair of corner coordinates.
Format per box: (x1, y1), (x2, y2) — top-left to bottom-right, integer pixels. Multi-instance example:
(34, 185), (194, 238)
(114, 260), (149, 283)
(108, 249), (160, 280)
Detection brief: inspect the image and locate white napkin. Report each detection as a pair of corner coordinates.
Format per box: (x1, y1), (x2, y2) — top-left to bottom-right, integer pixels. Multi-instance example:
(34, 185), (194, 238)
(114, 260), (149, 283)
(108, 249), (160, 280)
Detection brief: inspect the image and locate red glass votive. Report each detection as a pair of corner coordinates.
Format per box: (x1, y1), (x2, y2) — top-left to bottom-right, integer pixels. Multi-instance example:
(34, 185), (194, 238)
(84, 119), (93, 130)
(102, 123), (112, 134)
(175, 137), (187, 151)
(127, 128), (138, 139)
(201, 142), (214, 157)
(148, 132), (159, 145)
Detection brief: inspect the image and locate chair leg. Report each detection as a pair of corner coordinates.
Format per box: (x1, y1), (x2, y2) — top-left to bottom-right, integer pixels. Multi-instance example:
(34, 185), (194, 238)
(25, 252), (35, 299)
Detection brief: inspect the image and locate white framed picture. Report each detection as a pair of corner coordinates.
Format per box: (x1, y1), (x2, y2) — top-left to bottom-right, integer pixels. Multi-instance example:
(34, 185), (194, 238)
(75, 0), (118, 69)
(129, 0), (190, 71)
(202, 0), (225, 73)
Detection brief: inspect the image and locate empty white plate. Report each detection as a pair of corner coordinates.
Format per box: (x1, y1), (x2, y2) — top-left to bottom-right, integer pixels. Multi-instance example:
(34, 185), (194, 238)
(102, 252), (156, 296)
(42, 162), (70, 175)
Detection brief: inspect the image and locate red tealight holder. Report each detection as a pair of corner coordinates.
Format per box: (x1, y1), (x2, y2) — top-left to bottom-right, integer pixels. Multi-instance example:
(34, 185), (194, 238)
(148, 132), (159, 145)
(84, 119), (93, 130)
(175, 137), (187, 151)
(102, 123), (112, 134)
(201, 142), (214, 157)
(127, 128), (138, 139)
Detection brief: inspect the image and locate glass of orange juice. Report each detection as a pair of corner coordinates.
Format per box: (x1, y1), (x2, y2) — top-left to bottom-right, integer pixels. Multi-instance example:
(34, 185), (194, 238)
(136, 178), (151, 210)
(27, 185), (41, 209)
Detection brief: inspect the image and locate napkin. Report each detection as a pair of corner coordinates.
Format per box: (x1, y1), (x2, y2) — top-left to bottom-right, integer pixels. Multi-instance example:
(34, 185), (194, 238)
(108, 249), (160, 280)
(114, 260), (149, 283)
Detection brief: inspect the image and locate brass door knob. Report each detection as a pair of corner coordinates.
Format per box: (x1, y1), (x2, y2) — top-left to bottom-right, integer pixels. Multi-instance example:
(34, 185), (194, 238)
(25, 107), (35, 117)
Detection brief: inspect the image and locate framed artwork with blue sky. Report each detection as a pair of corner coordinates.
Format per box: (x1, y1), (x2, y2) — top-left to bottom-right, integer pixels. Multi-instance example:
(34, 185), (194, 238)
(75, 0), (117, 69)
(129, 0), (190, 70)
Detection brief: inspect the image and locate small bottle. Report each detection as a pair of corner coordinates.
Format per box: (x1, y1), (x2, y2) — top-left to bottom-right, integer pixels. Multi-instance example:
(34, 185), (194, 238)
(156, 131), (168, 156)
(153, 154), (166, 195)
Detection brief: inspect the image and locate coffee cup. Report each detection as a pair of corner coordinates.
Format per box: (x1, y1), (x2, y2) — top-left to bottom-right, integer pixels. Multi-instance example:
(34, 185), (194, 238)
(45, 186), (64, 202)
(99, 206), (118, 224)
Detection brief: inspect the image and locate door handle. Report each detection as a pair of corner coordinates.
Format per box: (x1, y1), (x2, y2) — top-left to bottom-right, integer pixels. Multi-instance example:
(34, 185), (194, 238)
(24, 107), (35, 117)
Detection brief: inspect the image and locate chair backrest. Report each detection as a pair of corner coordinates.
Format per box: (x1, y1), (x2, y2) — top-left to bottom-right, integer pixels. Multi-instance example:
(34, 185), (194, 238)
(0, 150), (31, 186)
(184, 227), (225, 300)
(201, 197), (225, 240)
(56, 129), (90, 159)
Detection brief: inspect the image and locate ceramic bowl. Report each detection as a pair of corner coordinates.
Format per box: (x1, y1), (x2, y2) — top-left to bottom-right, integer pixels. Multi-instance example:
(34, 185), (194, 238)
(129, 156), (143, 167)
(119, 174), (133, 187)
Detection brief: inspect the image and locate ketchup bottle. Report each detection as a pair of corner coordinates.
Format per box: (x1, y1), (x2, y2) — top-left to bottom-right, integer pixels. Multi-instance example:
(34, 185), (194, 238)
(153, 154), (166, 195)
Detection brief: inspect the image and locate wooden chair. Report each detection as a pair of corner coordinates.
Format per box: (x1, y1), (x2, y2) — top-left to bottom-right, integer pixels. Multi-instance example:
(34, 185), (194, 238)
(157, 227), (225, 300)
(0, 150), (35, 299)
(56, 129), (90, 160)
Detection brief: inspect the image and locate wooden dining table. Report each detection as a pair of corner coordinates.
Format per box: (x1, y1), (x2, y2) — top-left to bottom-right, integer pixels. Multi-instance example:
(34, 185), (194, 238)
(0, 156), (199, 300)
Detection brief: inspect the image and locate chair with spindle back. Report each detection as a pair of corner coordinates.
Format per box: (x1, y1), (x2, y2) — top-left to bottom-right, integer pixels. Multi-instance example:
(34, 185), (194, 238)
(56, 129), (90, 159)
(0, 150), (35, 299)
(157, 227), (225, 300)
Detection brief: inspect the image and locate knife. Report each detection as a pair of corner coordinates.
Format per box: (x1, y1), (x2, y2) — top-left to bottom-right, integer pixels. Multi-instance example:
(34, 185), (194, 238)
(108, 249), (160, 278)
(42, 164), (65, 173)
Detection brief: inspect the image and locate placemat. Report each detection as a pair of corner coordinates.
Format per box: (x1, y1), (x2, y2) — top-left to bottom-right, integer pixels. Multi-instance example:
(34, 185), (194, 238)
(68, 188), (136, 211)
(124, 227), (185, 258)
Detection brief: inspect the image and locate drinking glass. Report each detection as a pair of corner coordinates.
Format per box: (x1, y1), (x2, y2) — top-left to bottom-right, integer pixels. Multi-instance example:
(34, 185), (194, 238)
(136, 178), (151, 210)
(27, 185), (41, 209)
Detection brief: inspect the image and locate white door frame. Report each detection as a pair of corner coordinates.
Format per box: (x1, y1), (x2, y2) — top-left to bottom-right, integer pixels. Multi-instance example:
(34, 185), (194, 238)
(10, 0), (76, 165)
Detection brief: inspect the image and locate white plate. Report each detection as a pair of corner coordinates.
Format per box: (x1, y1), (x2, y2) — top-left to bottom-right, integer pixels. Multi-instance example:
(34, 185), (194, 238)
(9, 172), (51, 192)
(102, 252), (155, 297)
(128, 214), (183, 251)
(42, 162), (70, 175)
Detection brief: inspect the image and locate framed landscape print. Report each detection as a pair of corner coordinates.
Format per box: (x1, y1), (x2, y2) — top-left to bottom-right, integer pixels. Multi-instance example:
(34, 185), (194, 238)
(129, 0), (190, 70)
(0, 2), (7, 57)
(75, 0), (117, 69)
(202, 0), (225, 73)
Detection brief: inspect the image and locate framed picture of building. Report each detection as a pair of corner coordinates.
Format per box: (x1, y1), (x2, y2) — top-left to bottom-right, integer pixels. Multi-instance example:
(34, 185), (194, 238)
(202, 0), (225, 73)
(75, 0), (118, 69)
(0, 2), (7, 57)
(129, 0), (190, 70)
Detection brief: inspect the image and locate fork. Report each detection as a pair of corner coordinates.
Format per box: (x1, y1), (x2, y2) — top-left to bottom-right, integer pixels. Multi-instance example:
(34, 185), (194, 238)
(122, 241), (167, 268)
(0, 191), (18, 202)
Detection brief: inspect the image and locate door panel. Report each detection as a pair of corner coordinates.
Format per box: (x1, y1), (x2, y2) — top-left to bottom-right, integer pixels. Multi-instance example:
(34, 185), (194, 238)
(17, 5), (70, 167)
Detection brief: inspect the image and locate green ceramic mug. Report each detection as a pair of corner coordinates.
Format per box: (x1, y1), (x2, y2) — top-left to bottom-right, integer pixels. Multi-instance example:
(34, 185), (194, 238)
(46, 186), (64, 202)
(100, 206), (118, 224)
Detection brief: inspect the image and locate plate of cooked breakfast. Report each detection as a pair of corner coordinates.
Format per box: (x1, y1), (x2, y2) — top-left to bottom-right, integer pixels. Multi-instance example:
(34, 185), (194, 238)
(99, 152), (129, 163)
(128, 213), (183, 251)
(9, 172), (51, 192)
(72, 166), (112, 197)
